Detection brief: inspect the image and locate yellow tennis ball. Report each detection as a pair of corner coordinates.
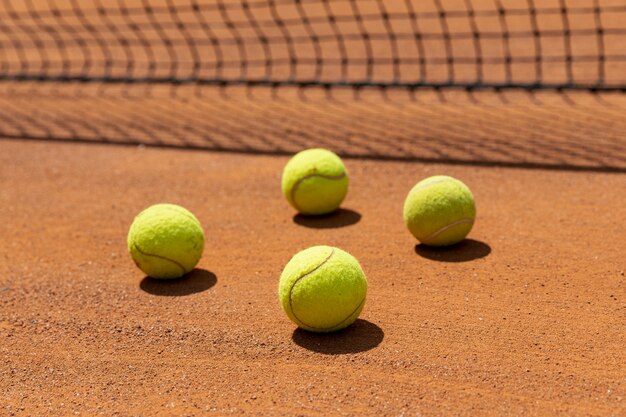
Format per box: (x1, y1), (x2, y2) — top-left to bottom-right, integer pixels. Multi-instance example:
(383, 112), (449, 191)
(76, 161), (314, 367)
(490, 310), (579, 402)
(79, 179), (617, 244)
(281, 148), (349, 215)
(127, 204), (204, 279)
(278, 245), (367, 333)
(403, 175), (476, 246)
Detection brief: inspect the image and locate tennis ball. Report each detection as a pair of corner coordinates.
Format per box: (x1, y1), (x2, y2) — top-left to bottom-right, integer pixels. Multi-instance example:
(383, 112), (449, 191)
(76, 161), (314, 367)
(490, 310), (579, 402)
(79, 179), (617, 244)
(403, 175), (476, 246)
(278, 245), (367, 333)
(281, 148), (349, 215)
(127, 203), (204, 279)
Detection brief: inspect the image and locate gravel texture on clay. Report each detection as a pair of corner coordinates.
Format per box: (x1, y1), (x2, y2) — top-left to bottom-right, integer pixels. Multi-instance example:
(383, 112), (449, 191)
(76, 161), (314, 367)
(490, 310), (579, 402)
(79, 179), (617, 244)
(0, 139), (624, 416)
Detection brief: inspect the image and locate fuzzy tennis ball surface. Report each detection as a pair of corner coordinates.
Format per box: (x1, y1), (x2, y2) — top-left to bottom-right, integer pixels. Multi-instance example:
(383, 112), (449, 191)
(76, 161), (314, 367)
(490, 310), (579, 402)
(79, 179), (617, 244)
(127, 203), (204, 279)
(403, 175), (476, 246)
(278, 245), (367, 333)
(281, 148), (349, 215)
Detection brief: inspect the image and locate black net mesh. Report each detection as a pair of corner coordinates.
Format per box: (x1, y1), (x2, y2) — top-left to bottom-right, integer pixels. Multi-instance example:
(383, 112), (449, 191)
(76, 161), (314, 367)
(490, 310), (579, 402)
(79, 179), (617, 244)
(1, 0), (625, 90)
(1, 0), (626, 173)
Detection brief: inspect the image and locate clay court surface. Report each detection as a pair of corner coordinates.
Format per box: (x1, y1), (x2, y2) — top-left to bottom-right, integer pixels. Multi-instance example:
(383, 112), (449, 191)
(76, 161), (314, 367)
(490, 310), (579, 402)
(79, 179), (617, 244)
(1, 0), (626, 416)
(0, 136), (624, 416)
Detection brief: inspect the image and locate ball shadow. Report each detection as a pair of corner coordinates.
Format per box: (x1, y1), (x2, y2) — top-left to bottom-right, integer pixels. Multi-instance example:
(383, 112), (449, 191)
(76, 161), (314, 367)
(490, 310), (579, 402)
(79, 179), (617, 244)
(291, 319), (384, 354)
(139, 269), (217, 296)
(292, 208), (361, 229)
(414, 239), (491, 262)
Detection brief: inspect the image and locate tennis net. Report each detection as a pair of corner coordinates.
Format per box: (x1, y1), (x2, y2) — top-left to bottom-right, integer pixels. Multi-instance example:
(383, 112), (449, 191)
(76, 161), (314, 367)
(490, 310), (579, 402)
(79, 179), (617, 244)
(1, 0), (625, 91)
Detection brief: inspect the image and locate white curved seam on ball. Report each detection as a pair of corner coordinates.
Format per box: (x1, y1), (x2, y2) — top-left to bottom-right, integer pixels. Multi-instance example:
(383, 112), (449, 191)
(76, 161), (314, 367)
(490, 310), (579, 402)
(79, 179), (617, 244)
(289, 248), (365, 331)
(134, 206), (200, 227)
(132, 244), (187, 275)
(421, 218), (474, 244)
(294, 294), (365, 331)
(317, 296), (366, 331)
(411, 177), (453, 193)
(290, 172), (346, 212)
(156, 205), (201, 226)
(288, 248), (337, 330)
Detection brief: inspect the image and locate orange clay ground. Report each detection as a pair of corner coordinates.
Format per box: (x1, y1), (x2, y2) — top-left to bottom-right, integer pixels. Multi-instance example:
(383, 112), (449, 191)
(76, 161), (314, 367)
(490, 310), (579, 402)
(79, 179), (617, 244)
(0, 138), (624, 416)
